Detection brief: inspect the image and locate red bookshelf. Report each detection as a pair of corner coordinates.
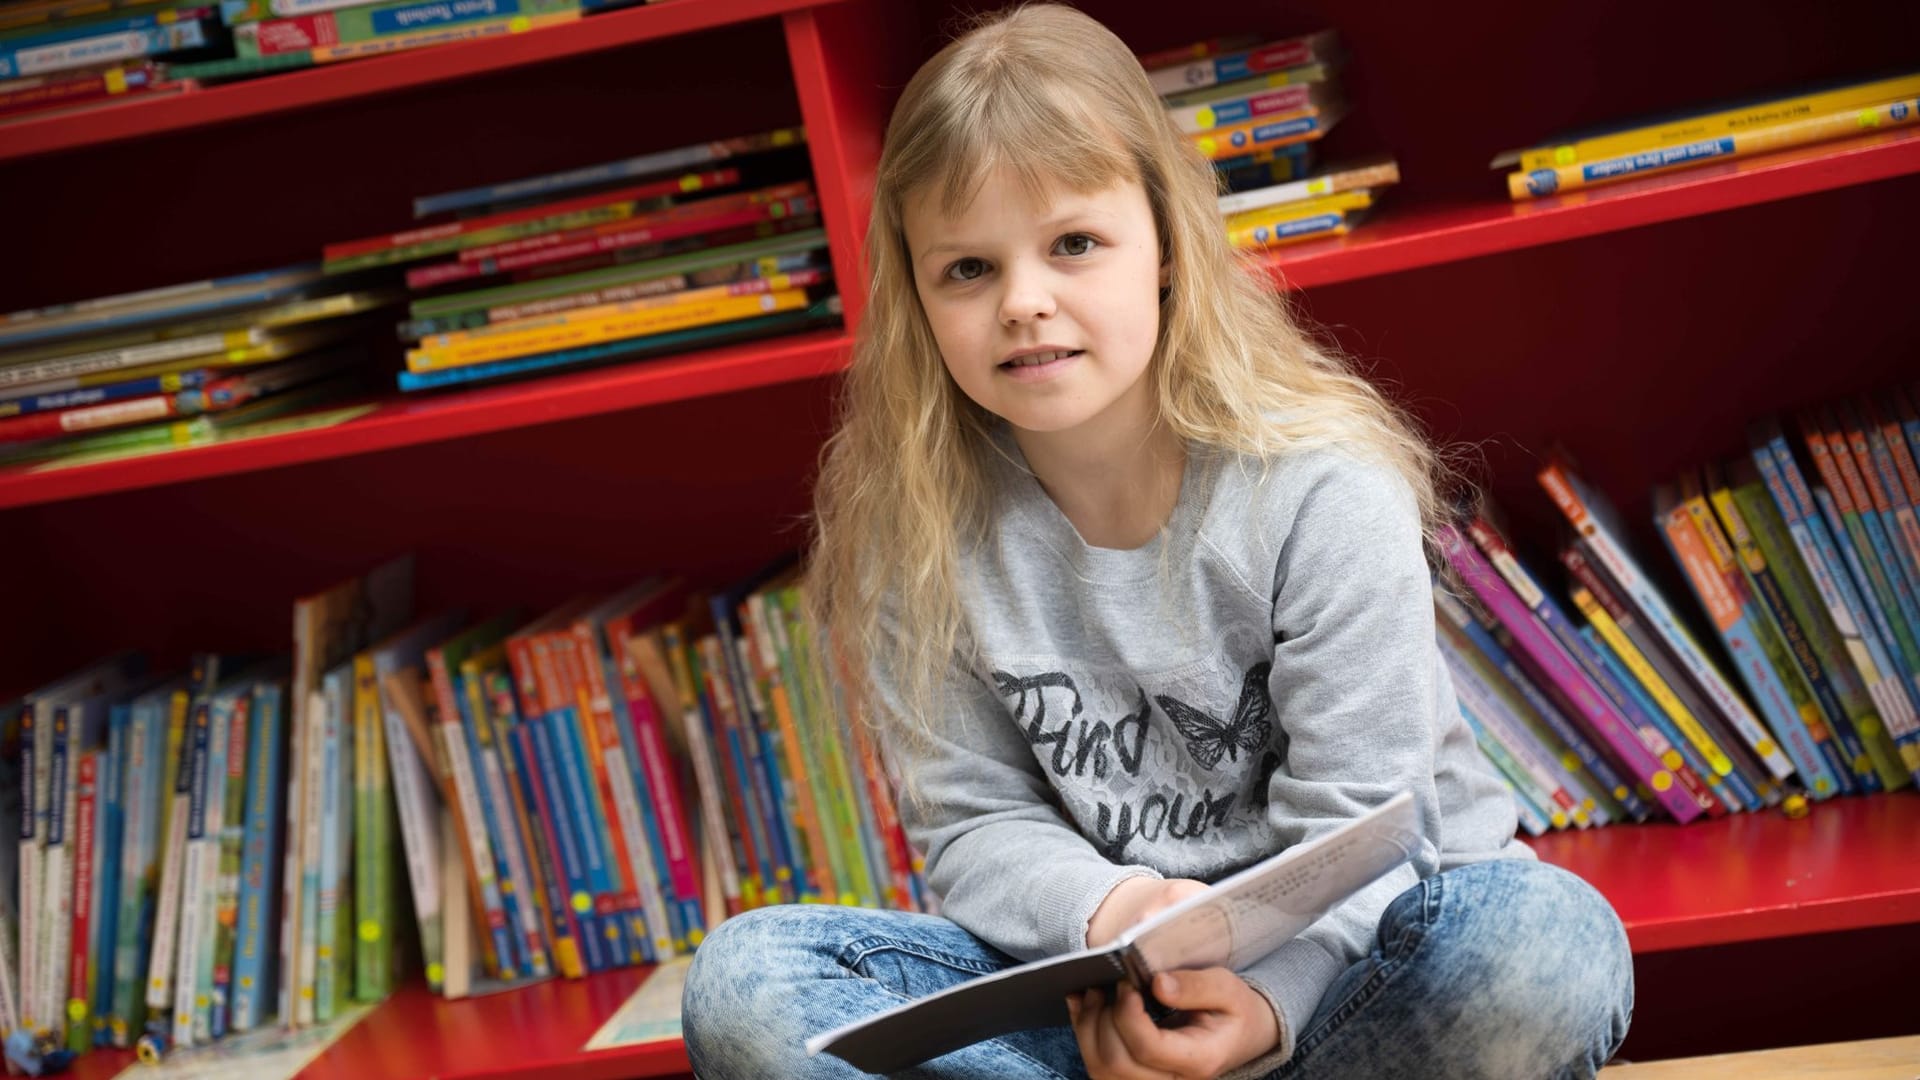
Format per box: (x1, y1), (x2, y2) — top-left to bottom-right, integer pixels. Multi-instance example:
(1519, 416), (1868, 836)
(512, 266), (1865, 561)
(10, 0), (1920, 1071)
(0, 0), (846, 164)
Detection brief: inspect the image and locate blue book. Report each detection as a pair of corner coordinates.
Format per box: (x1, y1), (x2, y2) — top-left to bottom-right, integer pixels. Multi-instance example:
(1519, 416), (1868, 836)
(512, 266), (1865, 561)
(93, 707), (129, 1045)
(1751, 426), (1917, 764)
(451, 670), (530, 979)
(231, 678), (285, 1033)
(546, 702), (635, 964)
(0, 369), (214, 419)
(526, 714), (608, 972)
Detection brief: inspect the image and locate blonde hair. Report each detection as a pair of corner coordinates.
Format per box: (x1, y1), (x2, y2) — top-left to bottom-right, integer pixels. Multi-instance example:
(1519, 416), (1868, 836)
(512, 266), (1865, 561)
(808, 3), (1452, 743)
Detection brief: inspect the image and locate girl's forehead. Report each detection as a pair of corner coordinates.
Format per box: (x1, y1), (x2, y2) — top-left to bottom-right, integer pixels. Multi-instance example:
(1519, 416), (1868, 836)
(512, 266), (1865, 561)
(904, 167), (1142, 232)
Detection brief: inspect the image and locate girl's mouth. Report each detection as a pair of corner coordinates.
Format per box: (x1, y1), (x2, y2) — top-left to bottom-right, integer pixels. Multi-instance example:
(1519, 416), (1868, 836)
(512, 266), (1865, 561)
(1000, 349), (1083, 370)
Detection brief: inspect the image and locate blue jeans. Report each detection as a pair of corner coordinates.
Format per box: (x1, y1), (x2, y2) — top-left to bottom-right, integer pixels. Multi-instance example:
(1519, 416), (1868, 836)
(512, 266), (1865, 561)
(683, 859), (1632, 1079)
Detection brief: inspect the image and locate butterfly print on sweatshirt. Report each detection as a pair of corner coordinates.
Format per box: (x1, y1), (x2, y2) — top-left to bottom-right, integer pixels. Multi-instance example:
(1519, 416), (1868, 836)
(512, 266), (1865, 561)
(1154, 661), (1274, 770)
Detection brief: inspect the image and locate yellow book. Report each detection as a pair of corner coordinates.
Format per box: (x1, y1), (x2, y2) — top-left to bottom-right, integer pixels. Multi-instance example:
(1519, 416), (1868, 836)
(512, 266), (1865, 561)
(1508, 96), (1920, 199)
(423, 274), (816, 349)
(1500, 71), (1920, 171)
(1572, 585), (1736, 782)
(308, 9), (582, 64)
(406, 288), (809, 372)
(1222, 188), (1372, 230)
(1189, 103), (1346, 161)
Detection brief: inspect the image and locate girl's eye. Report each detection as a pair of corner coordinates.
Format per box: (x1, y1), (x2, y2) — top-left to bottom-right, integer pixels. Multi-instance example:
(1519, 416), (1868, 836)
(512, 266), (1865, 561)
(946, 257), (988, 282)
(1055, 233), (1097, 257)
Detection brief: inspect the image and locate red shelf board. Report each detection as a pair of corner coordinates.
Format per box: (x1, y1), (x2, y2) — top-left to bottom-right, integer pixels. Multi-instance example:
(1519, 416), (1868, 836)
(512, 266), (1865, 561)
(1528, 792), (1920, 954)
(0, 0), (842, 163)
(300, 968), (688, 1080)
(0, 328), (850, 510)
(1265, 126), (1920, 290)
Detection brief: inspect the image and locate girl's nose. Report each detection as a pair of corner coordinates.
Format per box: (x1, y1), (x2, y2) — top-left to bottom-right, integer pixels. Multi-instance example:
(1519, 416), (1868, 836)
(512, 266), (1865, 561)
(997, 263), (1057, 326)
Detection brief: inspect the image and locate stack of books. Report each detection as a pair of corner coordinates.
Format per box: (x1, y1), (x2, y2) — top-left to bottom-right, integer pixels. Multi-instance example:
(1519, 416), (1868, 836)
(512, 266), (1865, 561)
(2, 555), (927, 1063)
(0, 265), (398, 470)
(0, 0), (221, 123)
(1137, 31), (1399, 251)
(171, 0), (587, 84)
(322, 127), (839, 394)
(1440, 384), (1920, 836)
(1498, 71), (1920, 200)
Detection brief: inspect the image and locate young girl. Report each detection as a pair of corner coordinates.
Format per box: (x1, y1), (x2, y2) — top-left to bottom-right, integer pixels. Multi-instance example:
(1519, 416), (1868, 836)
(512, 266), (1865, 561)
(682, 5), (1632, 1078)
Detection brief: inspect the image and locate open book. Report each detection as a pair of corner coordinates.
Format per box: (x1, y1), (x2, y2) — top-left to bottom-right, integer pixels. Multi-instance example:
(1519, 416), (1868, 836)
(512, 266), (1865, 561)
(805, 791), (1421, 1073)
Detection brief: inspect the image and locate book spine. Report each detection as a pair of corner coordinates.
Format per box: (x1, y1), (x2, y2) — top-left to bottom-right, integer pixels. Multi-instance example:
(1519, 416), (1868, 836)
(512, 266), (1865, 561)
(481, 673), (568, 976)
(696, 633), (780, 905)
(529, 638), (625, 964)
(608, 623), (703, 941)
(1450, 681), (1556, 835)
(781, 598), (880, 905)
(1440, 645), (1577, 826)
(231, 683), (284, 1032)
(1449, 522), (1700, 821)
(1569, 587), (1737, 812)
(208, 692), (250, 1038)
(142, 696), (196, 1027)
(1512, 97), (1920, 199)
(350, 657), (381, 1001)
(66, 750), (97, 1052)
(240, 0), (564, 55)
(743, 600), (833, 901)
(295, 5), (576, 64)
(459, 669), (543, 978)
(379, 683), (443, 992)
(1576, 624), (1725, 816)
(569, 625), (675, 957)
(1662, 492), (1837, 799)
(1810, 484), (1915, 775)
(408, 195), (816, 289)
(428, 665), (511, 980)
(1820, 418), (1920, 687)
(551, 633), (656, 962)
(501, 639), (590, 974)
(169, 698), (214, 1047)
(659, 631), (745, 916)
(108, 700), (155, 1046)
(523, 716), (605, 971)
(1710, 476), (1860, 792)
(0, 18), (209, 79)
(1862, 407), (1920, 614)
(1190, 106), (1337, 161)
(41, 704), (77, 1042)
(1169, 79), (1327, 133)
(413, 127), (805, 216)
(1516, 71), (1920, 171)
(1537, 461), (1798, 781)
(1145, 30), (1338, 95)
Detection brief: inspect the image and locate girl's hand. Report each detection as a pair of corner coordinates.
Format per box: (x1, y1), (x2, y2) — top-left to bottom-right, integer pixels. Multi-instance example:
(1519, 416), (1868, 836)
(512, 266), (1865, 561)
(1086, 878), (1210, 948)
(1066, 970), (1281, 1080)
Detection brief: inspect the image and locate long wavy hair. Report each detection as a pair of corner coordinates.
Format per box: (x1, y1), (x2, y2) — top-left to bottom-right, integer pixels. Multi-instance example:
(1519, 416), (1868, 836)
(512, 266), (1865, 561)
(807, 3), (1451, 745)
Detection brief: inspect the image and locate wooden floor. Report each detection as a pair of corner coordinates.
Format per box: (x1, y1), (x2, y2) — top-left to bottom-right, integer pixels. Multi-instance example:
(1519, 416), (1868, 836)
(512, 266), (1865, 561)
(1599, 1035), (1920, 1079)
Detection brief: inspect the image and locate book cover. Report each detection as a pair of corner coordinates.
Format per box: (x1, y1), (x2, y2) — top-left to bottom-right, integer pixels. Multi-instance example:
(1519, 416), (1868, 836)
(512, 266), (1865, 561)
(806, 793), (1418, 1074)
(230, 676), (286, 1032)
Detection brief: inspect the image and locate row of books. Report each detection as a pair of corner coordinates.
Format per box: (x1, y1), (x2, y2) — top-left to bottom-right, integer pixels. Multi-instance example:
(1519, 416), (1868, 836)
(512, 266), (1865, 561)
(0, 126), (840, 469)
(330, 126), (840, 394)
(1, 555), (927, 1061)
(1443, 384), (1920, 836)
(0, 262), (400, 469)
(1498, 70), (1920, 200)
(1137, 30), (1400, 252)
(0, 0), (683, 123)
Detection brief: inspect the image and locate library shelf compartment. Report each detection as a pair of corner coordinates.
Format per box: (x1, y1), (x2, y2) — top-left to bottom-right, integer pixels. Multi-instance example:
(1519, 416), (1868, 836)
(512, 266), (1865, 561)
(0, 0), (847, 164)
(1263, 126), (1920, 291)
(58, 793), (1920, 1080)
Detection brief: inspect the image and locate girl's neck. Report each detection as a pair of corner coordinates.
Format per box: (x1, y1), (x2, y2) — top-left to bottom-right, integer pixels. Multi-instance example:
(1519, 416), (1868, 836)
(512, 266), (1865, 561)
(1012, 415), (1187, 552)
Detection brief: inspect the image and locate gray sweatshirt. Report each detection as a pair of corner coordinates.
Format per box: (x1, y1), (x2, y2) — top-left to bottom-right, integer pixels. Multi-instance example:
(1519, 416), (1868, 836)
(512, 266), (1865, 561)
(880, 431), (1531, 1074)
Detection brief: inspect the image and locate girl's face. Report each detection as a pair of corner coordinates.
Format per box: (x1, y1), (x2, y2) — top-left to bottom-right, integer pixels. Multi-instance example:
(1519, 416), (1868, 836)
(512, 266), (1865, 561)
(903, 169), (1164, 444)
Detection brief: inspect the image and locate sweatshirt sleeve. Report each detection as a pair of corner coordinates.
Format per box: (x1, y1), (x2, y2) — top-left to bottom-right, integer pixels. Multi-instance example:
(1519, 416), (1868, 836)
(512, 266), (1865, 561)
(872, 635), (1160, 962)
(1224, 453), (1450, 1072)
